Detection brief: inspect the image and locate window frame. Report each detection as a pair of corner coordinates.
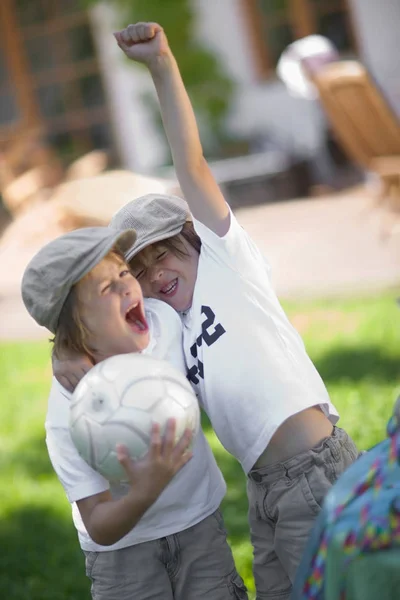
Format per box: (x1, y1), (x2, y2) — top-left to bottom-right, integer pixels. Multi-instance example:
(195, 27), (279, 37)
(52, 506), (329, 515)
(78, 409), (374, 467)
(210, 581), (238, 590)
(241, 0), (359, 80)
(0, 0), (114, 161)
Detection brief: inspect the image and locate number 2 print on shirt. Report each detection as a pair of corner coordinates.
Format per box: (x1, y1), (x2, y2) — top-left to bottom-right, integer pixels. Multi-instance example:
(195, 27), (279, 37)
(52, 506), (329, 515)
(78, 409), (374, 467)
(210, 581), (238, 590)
(187, 306), (225, 385)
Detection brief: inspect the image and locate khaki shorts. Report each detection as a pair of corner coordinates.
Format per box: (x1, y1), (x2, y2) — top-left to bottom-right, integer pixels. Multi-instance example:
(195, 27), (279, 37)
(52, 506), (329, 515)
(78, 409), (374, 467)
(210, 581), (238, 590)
(84, 509), (247, 600)
(247, 427), (359, 599)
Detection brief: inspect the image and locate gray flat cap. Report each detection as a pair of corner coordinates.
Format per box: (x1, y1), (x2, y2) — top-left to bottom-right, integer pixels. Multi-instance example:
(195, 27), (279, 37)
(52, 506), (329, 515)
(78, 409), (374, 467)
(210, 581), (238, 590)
(21, 227), (136, 334)
(109, 193), (190, 262)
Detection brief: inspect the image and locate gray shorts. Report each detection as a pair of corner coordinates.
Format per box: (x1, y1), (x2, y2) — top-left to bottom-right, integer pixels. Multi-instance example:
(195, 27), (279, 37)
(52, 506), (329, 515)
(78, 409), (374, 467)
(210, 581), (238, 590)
(247, 427), (359, 600)
(84, 509), (247, 600)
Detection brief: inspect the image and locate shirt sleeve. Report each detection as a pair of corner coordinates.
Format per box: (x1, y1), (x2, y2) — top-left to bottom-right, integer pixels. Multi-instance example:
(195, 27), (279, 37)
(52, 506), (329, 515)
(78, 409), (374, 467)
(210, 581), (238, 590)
(46, 426), (110, 504)
(45, 380), (109, 504)
(144, 298), (186, 373)
(192, 207), (272, 280)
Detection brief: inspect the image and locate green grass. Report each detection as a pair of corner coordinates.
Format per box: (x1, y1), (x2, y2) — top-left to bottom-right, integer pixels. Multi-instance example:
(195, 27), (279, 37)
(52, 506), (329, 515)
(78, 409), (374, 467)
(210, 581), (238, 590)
(1, 292), (399, 599)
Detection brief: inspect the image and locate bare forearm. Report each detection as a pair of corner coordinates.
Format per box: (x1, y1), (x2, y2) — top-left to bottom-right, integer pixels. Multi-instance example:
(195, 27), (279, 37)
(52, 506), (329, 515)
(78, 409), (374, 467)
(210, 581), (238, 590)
(149, 52), (203, 170)
(85, 491), (153, 546)
(116, 22), (229, 233)
(149, 52), (229, 233)
(76, 416), (193, 547)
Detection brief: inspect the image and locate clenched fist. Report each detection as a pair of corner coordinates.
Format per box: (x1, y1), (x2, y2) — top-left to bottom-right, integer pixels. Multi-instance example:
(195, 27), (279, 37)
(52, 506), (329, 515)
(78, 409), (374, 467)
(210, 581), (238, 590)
(114, 22), (170, 66)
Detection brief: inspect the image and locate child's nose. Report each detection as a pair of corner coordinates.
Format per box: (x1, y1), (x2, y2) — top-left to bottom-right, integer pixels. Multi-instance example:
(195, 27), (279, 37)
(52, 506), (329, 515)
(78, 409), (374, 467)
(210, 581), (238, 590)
(120, 280), (133, 295)
(149, 265), (164, 283)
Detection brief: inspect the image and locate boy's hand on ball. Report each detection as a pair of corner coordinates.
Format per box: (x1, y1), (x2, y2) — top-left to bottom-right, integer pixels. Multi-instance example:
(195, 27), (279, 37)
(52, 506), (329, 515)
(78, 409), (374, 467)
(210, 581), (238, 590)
(113, 22), (170, 66)
(116, 419), (193, 501)
(52, 355), (93, 392)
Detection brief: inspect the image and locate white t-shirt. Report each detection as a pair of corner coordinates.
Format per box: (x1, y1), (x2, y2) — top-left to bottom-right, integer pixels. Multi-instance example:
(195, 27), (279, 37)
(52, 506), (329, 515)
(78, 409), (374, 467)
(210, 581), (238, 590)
(45, 298), (226, 552)
(182, 210), (339, 474)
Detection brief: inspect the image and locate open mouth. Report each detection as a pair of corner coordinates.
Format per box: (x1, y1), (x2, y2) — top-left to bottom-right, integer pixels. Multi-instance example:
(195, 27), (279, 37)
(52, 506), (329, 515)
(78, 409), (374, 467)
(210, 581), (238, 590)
(125, 301), (149, 334)
(160, 278), (178, 297)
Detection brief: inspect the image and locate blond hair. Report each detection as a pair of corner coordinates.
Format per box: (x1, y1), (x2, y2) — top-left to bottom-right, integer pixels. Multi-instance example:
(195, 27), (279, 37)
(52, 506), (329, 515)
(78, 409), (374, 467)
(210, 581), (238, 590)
(52, 249), (125, 360)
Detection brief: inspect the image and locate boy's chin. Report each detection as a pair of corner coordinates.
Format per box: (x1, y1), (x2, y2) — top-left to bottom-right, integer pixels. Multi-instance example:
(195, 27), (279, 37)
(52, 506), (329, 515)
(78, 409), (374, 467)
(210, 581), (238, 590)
(134, 331), (150, 352)
(173, 298), (192, 313)
(158, 288), (192, 313)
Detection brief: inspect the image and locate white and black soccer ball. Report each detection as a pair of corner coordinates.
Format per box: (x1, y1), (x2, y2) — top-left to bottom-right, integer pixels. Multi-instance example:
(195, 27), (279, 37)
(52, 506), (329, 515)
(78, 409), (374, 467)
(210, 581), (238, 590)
(69, 354), (200, 482)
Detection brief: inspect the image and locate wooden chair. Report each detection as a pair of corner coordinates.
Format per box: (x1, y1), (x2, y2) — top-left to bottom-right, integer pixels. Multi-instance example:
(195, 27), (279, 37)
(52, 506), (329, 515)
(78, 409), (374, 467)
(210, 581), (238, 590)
(312, 61), (400, 235)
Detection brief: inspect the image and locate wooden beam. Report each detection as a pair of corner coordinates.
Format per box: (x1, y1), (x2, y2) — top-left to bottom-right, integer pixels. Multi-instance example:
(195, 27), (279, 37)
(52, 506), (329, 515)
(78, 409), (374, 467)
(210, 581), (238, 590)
(0, 0), (42, 129)
(239, 0), (272, 78)
(290, 0), (316, 38)
(344, 0), (361, 55)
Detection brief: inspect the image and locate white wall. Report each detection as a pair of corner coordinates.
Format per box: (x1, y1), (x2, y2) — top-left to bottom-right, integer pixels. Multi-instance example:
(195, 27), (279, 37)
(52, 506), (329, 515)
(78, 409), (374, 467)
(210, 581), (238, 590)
(89, 3), (164, 173)
(349, 0), (400, 118)
(90, 0), (326, 172)
(89, 0), (399, 174)
(192, 0), (326, 158)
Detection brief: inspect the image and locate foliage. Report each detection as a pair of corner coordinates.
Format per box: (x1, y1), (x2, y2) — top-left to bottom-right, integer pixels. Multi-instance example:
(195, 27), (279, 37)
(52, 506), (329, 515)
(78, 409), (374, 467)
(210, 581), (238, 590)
(1, 292), (399, 599)
(84, 0), (235, 159)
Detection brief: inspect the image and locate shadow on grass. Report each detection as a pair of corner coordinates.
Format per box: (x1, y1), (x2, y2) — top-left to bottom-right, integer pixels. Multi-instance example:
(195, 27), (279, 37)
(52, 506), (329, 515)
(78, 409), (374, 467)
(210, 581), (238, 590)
(8, 435), (55, 479)
(219, 453), (251, 546)
(0, 505), (90, 600)
(201, 413), (251, 547)
(1, 414), (252, 600)
(314, 345), (400, 384)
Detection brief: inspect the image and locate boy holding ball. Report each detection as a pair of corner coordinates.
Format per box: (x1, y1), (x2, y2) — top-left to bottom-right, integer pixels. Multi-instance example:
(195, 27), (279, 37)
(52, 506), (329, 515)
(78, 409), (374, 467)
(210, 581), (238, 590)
(22, 227), (247, 599)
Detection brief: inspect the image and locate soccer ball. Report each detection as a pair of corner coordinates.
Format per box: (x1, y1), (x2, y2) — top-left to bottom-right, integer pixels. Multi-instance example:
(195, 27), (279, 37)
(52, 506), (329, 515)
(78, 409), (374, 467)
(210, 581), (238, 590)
(69, 354), (200, 482)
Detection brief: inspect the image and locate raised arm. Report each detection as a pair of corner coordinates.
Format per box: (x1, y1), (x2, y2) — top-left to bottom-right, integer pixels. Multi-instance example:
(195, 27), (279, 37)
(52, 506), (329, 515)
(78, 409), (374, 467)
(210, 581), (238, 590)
(114, 22), (230, 236)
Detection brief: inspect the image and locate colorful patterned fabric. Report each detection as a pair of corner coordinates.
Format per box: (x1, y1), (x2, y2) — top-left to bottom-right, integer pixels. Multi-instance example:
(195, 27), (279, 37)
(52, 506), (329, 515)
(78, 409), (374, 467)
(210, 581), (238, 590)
(292, 397), (400, 600)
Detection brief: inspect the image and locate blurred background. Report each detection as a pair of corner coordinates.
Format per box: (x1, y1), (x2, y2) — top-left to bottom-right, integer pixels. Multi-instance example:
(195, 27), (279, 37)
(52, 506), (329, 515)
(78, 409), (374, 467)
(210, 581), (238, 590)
(0, 1), (399, 598)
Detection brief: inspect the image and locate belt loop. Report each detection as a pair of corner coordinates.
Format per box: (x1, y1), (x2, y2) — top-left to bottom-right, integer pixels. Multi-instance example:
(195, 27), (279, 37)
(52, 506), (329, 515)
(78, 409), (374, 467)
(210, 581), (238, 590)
(327, 434), (340, 463)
